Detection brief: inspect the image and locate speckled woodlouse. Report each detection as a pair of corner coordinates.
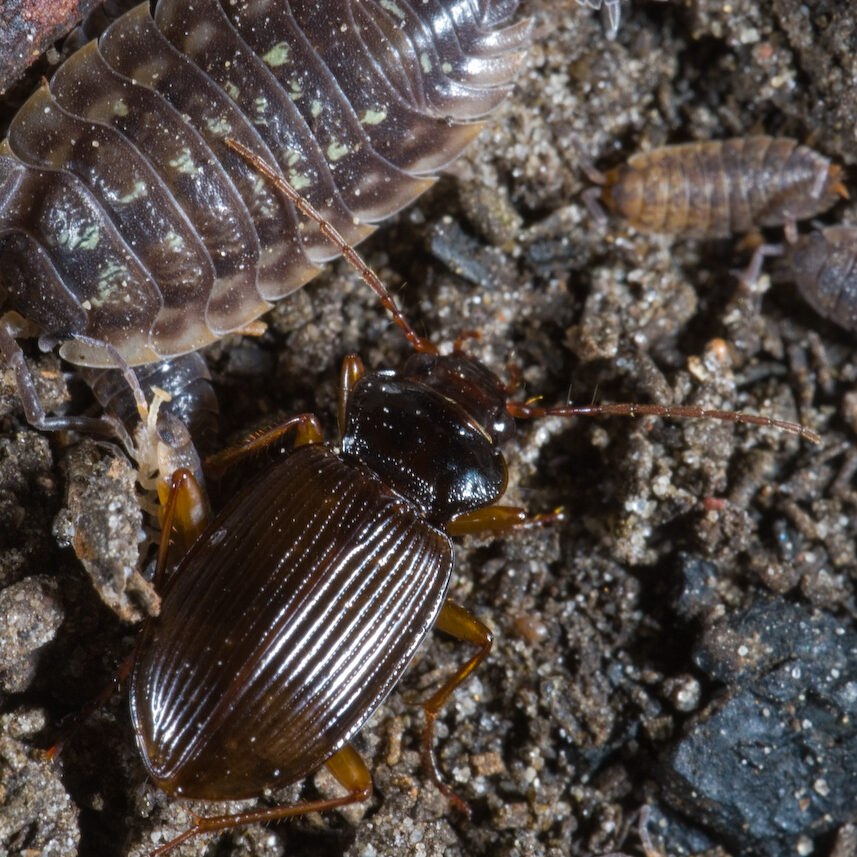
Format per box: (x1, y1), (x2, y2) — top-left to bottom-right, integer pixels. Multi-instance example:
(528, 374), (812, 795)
(0, 0), (530, 382)
(106, 148), (818, 855)
(583, 136), (847, 239)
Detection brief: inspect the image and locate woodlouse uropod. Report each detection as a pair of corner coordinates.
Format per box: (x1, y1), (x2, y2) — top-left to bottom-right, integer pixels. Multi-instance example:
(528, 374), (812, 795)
(583, 136), (846, 240)
(0, 0), (531, 384)
(108, 144), (818, 856)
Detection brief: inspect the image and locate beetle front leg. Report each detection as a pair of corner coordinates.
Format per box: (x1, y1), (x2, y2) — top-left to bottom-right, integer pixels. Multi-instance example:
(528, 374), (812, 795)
(420, 599), (494, 815)
(154, 468), (210, 590)
(447, 505), (565, 537)
(150, 744), (372, 857)
(203, 412), (324, 481)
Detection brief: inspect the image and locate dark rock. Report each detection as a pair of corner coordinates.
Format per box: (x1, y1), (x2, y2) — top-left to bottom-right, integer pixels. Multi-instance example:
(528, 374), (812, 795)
(661, 599), (857, 857)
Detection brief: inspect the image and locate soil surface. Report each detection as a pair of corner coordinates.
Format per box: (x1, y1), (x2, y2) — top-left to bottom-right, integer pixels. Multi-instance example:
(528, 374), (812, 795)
(2, 2), (857, 857)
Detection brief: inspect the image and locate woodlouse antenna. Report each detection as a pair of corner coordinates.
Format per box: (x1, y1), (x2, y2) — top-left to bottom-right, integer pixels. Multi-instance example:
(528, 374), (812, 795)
(506, 400), (820, 444)
(224, 138), (438, 356)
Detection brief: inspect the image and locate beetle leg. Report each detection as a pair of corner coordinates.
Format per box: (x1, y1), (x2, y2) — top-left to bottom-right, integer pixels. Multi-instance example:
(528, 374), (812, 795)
(204, 413), (324, 481)
(446, 505), (564, 537)
(419, 599), (494, 816)
(150, 744), (372, 857)
(154, 468), (209, 591)
(338, 354), (366, 439)
(46, 649), (136, 762)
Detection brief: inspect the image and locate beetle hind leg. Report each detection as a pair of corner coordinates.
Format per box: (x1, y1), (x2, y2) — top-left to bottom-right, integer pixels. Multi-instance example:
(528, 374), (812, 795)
(419, 599), (494, 816)
(149, 745), (372, 857)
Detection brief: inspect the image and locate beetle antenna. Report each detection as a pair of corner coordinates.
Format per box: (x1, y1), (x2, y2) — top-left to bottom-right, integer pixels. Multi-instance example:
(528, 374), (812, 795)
(506, 399), (820, 443)
(224, 138), (438, 356)
(223, 138), (819, 447)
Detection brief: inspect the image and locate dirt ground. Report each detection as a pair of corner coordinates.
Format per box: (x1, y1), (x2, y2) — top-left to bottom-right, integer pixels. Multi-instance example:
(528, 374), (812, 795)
(2, 1), (857, 856)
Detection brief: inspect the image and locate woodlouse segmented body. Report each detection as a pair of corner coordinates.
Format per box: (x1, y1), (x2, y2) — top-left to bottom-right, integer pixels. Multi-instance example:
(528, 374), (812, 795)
(587, 137), (845, 239)
(0, 0), (530, 368)
(779, 226), (857, 332)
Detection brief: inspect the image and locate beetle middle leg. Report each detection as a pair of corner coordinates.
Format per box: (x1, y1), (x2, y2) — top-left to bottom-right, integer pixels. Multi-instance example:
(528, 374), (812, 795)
(419, 599), (494, 815)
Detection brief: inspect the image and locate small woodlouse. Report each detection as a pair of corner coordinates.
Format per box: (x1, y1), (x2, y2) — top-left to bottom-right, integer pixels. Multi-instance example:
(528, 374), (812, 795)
(81, 352), (218, 501)
(82, 148), (817, 856)
(82, 352), (219, 458)
(740, 225), (857, 333)
(0, 0), (530, 369)
(583, 136), (846, 239)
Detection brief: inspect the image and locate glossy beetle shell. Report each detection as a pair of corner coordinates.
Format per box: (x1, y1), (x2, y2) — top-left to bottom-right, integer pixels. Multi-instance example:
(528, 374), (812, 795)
(131, 441), (453, 799)
(0, 0), (529, 367)
(783, 226), (857, 332)
(600, 137), (843, 238)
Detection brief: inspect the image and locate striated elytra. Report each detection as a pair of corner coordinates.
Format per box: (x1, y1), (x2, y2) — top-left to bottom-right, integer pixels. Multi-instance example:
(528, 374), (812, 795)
(130, 345), (524, 853)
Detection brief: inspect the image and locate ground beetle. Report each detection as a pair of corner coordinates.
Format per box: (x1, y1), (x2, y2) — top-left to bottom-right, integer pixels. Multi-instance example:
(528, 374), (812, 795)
(107, 143), (819, 855)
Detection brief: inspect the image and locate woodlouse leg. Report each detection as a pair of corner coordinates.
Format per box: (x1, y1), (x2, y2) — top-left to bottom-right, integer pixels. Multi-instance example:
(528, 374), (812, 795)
(582, 186), (610, 225)
(203, 413), (324, 482)
(598, 805), (664, 857)
(735, 242), (785, 288)
(0, 322), (122, 438)
(571, 135), (609, 185)
(601, 0), (622, 39)
(785, 219), (799, 245)
(419, 599), (494, 816)
(446, 505), (565, 537)
(150, 744), (372, 857)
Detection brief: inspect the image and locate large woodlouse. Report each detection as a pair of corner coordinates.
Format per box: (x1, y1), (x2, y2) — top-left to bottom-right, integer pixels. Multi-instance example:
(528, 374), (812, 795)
(583, 136), (846, 239)
(0, 0), (530, 369)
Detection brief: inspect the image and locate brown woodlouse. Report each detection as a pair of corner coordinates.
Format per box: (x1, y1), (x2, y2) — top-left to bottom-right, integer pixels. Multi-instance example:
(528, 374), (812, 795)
(0, 0), (530, 370)
(583, 136), (847, 239)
